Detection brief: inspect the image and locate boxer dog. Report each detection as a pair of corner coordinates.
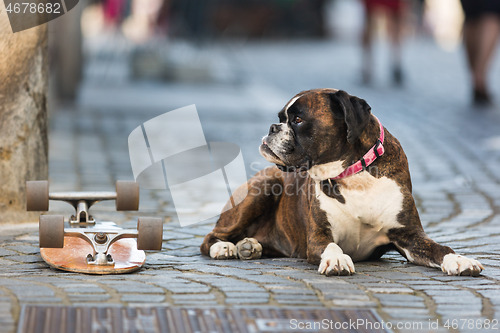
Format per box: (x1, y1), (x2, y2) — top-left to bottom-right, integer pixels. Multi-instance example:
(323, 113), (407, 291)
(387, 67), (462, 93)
(200, 89), (484, 276)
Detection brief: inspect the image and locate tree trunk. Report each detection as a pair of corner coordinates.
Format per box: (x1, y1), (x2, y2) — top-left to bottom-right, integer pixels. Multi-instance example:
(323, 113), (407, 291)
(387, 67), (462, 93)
(0, 11), (48, 222)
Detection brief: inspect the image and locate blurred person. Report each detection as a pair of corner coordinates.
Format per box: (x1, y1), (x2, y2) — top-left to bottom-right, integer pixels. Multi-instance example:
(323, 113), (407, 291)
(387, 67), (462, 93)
(460, 0), (500, 106)
(103, 0), (127, 28)
(361, 0), (408, 86)
(183, 0), (208, 43)
(122, 0), (166, 42)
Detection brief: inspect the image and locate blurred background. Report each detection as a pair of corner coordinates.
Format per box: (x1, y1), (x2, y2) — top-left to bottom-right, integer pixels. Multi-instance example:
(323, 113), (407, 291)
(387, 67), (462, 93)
(84, 0), (465, 46)
(45, 0), (500, 202)
(50, 0), (473, 100)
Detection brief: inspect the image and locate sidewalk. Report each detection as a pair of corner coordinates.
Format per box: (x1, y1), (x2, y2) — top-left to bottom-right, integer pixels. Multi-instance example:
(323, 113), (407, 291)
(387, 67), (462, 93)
(2, 32), (500, 332)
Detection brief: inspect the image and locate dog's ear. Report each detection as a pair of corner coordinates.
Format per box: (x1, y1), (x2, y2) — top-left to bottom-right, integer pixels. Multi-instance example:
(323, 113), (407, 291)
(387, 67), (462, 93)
(330, 90), (372, 144)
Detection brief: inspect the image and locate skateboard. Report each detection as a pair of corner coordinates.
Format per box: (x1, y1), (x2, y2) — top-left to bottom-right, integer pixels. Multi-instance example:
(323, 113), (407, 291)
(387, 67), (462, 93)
(26, 180), (163, 274)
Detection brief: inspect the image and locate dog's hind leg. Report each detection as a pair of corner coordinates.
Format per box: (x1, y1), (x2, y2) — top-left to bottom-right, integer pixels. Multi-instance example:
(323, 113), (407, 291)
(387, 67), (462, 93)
(200, 167), (283, 259)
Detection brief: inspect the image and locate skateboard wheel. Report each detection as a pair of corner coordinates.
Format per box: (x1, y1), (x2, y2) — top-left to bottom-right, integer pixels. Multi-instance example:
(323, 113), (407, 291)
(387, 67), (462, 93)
(137, 217), (163, 251)
(26, 180), (49, 211)
(115, 181), (139, 211)
(39, 215), (64, 248)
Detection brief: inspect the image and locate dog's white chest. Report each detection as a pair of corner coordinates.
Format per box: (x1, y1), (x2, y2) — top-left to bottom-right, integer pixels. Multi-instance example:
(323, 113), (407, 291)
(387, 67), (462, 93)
(315, 173), (404, 261)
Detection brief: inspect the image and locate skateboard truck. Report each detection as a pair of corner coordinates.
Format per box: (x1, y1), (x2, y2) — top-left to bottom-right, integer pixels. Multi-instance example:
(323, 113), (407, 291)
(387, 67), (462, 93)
(90, 232), (115, 265)
(63, 228), (140, 266)
(29, 182), (137, 224)
(73, 199), (97, 224)
(27, 180), (163, 274)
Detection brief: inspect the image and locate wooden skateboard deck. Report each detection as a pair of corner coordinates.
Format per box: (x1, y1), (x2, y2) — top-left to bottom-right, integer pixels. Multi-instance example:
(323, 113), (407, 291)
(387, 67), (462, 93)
(40, 236), (146, 274)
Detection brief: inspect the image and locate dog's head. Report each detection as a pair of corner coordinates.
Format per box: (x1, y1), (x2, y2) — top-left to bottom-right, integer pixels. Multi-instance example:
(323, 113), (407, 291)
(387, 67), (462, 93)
(259, 89), (372, 170)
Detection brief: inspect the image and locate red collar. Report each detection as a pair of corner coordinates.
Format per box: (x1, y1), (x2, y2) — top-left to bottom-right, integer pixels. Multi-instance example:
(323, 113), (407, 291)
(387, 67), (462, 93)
(332, 116), (385, 180)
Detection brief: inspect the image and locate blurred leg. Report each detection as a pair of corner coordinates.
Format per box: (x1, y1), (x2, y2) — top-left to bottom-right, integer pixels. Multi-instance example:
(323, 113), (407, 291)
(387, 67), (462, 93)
(362, 8), (375, 84)
(472, 15), (500, 96)
(462, 19), (479, 74)
(388, 8), (404, 85)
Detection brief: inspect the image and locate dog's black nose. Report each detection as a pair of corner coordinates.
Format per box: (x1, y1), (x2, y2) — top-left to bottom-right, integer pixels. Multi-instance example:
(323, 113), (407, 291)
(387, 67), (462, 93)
(269, 124), (281, 135)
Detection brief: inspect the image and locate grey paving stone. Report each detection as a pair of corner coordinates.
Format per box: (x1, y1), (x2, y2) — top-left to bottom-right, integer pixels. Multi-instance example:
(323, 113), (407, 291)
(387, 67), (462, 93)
(374, 294), (427, 308)
(274, 299), (323, 306)
(197, 278), (266, 292)
(383, 307), (431, 319)
(302, 277), (351, 284)
(448, 278), (496, 286)
(165, 249), (204, 257)
(214, 284), (266, 292)
(163, 243), (188, 250)
(168, 238), (203, 247)
(431, 296), (481, 305)
(7, 285), (55, 297)
(0, 259), (15, 267)
(5, 263), (47, 271)
(424, 289), (475, 297)
(5, 245), (40, 255)
(0, 249), (15, 257)
(175, 227), (214, 236)
(4, 255), (43, 263)
(409, 283), (458, 290)
(172, 300), (219, 306)
(437, 311), (483, 320)
(67, 294), (112, 302)
(272, 294), (318, 301)
(171, 294), (216, 301)
(173, 272), (226, 281)
(340, 276), (389, 284)
(224, 298), (270, 304)
(98, 281), (164, 294)
(262, 280), (304, 288)
(163, 231), (201, 241)
(121, 294), (166, 303)
(176, 264), (261, 277)
(17, 297), (63, 303)
(208, 261), (275, 270)
(322, 293), (371, 301)
(222, 292), (269, 298)
(331, 299), (378, 307)
(269, 288), (316, 295)
(241, 275), (301, 284)
(368, 287), (415, 294)
(55, 284), (107, 294)
(168, 286), (212, 293)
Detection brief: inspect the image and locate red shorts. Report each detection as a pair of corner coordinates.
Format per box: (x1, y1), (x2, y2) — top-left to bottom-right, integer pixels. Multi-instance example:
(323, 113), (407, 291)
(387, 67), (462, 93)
(363, 0), (406, 14)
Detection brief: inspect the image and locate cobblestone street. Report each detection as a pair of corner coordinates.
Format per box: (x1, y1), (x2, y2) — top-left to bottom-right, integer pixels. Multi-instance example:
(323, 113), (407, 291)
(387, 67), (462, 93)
(2, 24), (500, 333)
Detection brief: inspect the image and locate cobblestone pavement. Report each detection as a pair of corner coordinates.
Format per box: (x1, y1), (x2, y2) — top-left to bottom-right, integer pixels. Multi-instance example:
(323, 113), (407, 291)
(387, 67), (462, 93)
(2, 29), (500, 332)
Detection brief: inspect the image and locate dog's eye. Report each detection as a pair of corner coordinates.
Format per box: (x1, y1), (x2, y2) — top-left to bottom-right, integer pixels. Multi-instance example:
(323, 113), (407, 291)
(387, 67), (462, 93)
(293, 116), (303, 124)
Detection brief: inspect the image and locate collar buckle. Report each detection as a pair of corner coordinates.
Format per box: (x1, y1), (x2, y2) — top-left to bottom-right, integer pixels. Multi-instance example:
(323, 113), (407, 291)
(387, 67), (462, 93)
(374, 139), (382, 158)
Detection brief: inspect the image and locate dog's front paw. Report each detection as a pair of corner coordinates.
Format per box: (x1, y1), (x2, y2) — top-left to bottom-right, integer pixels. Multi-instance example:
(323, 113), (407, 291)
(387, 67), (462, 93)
(318, 243), (355, 276)
(236, 238), (262, 260)
(441, 254), (484, 276)
(210, 241), (237, 259)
